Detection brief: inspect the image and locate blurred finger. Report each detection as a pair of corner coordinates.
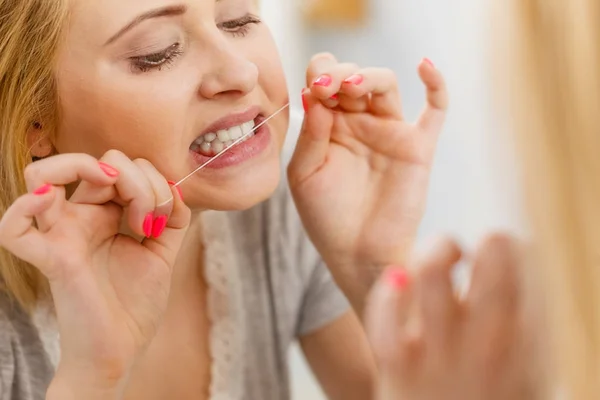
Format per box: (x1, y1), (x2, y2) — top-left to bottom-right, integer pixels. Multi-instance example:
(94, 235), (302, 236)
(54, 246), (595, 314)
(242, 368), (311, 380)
(466, 233), (521, 361)
(467, 233), (520, 309)
(413, 236), (462, 354)
(367, 268), (420, 400)
(366, 268), (416, 369)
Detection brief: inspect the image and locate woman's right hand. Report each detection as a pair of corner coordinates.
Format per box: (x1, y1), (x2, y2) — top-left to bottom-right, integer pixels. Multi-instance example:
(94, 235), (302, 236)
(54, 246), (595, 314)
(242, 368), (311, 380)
(0, 151), (191, 398)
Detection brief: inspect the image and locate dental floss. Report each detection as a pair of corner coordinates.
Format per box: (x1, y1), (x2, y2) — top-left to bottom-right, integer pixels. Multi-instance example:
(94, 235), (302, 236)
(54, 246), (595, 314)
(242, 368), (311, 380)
(172, 102), (290, 188)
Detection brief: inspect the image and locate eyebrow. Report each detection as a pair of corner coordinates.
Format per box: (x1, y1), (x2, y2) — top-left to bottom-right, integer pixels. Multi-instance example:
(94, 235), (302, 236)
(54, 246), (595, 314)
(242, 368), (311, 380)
(104, 4), (189, 46)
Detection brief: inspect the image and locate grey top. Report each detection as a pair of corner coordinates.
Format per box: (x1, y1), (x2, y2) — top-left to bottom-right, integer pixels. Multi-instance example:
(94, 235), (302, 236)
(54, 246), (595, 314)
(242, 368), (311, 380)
(0, 112), (350, 400)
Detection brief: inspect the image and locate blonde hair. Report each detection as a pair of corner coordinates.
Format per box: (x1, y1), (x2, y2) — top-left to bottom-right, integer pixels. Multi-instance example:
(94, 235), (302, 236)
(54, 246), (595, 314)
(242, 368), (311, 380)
(499, 0), (600, 397)
(0, 0), (68, 310)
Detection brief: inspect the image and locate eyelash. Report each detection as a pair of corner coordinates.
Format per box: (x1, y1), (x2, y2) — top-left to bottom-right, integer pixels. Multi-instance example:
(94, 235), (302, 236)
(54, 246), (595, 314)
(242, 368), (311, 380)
(129, 14), (262, 73)
(218, 14), (262, 38)
(130, 43), (183, 73)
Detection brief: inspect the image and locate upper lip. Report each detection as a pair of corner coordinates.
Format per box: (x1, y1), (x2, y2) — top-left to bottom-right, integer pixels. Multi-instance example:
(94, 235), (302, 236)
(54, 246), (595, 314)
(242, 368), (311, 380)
(197, 106), (261, 138)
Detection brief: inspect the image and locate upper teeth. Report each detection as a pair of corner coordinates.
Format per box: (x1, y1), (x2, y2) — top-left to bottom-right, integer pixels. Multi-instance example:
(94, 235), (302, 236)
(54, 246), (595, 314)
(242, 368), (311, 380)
(192, 120), (256, 154)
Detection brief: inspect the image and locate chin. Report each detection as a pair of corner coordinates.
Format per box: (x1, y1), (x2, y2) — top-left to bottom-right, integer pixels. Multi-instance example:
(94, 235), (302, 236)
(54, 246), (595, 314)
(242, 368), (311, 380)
(183, 158), (282, 211)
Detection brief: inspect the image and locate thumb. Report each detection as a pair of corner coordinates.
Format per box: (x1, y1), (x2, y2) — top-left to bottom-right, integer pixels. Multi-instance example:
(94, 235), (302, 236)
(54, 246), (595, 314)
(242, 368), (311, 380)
(142, 184), (191, 267)
(287, 88), (333, 187)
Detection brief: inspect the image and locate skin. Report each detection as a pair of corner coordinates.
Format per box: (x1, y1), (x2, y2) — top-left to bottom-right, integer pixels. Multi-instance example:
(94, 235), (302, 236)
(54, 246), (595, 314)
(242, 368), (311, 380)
(0, 0), (451, 398)
(53, 0), (289, 211)
(366, 235), (544, 400)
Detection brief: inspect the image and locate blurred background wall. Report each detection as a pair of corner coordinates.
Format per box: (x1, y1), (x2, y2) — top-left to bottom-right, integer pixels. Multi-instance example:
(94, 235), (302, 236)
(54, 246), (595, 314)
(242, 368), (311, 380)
(260, 0), (524, 398)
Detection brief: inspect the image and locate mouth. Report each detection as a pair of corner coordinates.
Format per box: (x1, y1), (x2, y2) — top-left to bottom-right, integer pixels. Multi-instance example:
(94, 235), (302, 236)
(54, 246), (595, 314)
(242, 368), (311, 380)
(190, 107), (264, 157)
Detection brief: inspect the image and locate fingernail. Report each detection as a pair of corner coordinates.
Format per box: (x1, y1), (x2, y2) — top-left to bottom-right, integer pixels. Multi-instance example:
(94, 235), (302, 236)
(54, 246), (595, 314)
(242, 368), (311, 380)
(343, 74), (364, 85)
(423, 58), (435, 68)
(33, 184), (52, 195)
(98, 162), (119, 177)
(143, 213), (154, 238)
(167, 181), (184, 201)
(330, 93), (339, 100)
(152, 215), (168, 238)
(385, 268), (409, 290)
(313, 75), (332, 87)
(301, 88), (309, 113)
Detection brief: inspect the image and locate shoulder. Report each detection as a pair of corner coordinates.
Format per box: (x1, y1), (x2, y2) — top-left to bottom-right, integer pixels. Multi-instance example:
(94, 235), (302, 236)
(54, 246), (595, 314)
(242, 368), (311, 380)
(0, 294), (17, 398)
(0, 291), (55, 399)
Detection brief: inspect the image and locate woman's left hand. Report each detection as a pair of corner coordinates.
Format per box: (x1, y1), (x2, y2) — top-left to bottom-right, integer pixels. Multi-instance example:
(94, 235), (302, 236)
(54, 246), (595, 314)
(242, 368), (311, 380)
(288, 53), (448, 306)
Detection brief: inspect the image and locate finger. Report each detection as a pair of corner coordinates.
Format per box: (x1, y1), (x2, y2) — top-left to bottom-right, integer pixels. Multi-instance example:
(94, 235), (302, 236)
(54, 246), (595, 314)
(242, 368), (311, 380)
(308, 63), (360, 103)
(22, 154), (119, 231)
(339, 68), (403, 118)
(467, 233), (520, 311)
(142, 183), (190, 269)
(366, 268), (421, 400)
(412, 236), (462, 355)
(466, 233), (521, 359)
(305, 52), (339, 88)
(133, 159), (173, 238)
(366, 268), (417, 369)
(287, 89), (333, 187)
(92, 150), (158, 238)
(0, 187), (56, 270)
(416, 58), (449, 133)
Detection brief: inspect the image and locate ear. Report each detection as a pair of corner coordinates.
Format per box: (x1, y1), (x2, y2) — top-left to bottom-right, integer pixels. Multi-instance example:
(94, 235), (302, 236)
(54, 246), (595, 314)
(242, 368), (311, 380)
(27, 122), (53, 158)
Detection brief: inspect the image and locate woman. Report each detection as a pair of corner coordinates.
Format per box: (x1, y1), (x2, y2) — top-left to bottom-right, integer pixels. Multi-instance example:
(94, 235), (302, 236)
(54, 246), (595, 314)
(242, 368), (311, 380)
(367, 0), (600, 399)
(0, 0), (448, 399)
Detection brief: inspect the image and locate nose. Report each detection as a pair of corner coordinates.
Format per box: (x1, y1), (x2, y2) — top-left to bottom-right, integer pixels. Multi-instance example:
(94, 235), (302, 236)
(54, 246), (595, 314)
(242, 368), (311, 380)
(198, 38), (259, 100)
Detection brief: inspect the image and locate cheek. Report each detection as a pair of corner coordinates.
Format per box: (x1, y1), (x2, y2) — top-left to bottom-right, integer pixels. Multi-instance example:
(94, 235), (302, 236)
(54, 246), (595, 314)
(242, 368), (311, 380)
(250, 31), (290, 146)
(252, 32), (288, 103)
(55, 72), (193, 160)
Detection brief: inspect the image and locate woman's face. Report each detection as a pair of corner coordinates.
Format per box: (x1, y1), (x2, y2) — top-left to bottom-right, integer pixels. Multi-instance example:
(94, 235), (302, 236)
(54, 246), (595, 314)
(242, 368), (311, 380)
(54, 0), (289, 210)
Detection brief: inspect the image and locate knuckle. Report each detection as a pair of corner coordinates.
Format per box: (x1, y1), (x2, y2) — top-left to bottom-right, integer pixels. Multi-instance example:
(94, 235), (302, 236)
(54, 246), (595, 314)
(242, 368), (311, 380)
(414, 235), (461, 271)
(311, 52), (336, 63)
(102, 149), (128, 162)
(335, 62), (359, 72)
(23, 163), (40, 184)
(132, 158), (154, 169)
(480, 232), (516, 252)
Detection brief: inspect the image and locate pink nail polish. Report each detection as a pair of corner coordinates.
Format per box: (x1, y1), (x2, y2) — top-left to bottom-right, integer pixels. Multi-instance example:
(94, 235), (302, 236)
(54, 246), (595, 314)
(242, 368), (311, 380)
(343, 74), (364, 85)
(423, 58), (435, 68)
(385, 268), (409, 290)
(313, 75), (332, 87)
(167, 181), (184, 201)
(152, 215), (168, 238)
(301, 88), (309, 112)
(98, 162), (119, 177)
(33, 184), (52, 195)
(330, 93), (339, 100)
(143, 213), (154, 237)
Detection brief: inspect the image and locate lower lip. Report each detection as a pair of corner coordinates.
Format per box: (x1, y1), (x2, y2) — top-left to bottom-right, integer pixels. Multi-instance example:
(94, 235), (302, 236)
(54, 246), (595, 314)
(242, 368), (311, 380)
(189, 123), (271, 169)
